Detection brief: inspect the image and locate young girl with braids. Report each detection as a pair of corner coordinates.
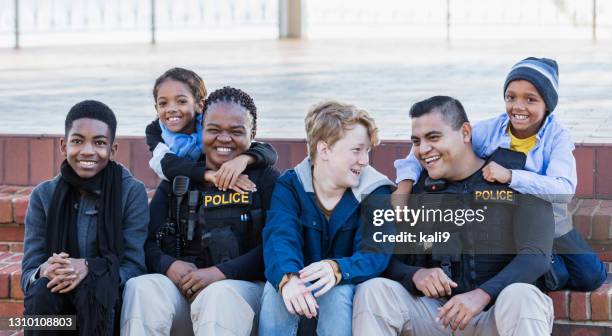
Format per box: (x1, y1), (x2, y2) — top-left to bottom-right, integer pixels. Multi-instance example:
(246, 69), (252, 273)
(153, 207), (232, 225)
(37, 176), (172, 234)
(145, 67), (277, 192)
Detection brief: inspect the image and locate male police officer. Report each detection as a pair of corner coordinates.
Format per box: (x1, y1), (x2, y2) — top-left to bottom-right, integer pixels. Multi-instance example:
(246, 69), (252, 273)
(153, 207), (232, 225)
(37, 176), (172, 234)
(352, 96), (555, 336)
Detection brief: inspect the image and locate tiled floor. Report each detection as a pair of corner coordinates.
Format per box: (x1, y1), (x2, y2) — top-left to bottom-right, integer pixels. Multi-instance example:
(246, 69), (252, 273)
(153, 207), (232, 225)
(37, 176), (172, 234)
(0, 39), (611, 142)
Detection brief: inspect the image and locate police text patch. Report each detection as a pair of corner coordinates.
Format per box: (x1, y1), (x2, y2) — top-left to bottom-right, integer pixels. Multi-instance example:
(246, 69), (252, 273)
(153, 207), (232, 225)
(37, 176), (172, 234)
(202, 190), (252, 208)
(473, 189), (516, 204)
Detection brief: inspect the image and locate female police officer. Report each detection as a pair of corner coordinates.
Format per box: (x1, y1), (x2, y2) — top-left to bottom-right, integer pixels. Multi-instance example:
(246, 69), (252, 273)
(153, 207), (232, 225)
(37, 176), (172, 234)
(121, 87), (279, 336)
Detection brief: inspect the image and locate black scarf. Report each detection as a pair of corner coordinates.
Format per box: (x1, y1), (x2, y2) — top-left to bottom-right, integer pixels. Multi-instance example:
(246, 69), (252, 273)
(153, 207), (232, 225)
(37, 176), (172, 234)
(46, 160), (123, 335)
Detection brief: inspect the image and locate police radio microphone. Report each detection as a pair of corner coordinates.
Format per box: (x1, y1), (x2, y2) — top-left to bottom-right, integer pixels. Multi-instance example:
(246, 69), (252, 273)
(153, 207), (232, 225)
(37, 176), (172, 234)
(172, 176), (190, 257)
(187, 190), (199, 241)
(424, 177), (447, 192)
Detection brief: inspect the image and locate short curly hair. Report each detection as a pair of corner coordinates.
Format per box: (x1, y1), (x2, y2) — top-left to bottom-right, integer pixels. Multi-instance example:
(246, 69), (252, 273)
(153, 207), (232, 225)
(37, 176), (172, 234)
(153, 67), (207, 113)
(65, 100), (117, 142)
(203, 86), (257, 135)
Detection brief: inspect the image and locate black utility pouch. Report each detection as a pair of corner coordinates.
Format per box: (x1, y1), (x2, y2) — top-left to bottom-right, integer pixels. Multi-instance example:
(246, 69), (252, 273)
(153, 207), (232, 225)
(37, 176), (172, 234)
(206, 226), (240, 264)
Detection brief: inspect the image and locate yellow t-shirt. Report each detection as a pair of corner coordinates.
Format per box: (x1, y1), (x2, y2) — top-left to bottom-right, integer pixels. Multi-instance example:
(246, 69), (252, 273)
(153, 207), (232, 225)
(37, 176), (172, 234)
(508, 128), (537, 154)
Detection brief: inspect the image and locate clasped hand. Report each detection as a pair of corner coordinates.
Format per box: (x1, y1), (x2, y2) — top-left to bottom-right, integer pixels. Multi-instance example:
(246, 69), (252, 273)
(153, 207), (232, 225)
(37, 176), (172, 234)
(40, 252), (88, 294)
(436, 289), (491, 331)
(204, 155), (257, 193)
(412, 267), (457, 298)
(482, 161), (512, 184)
(412, 267), (490, 331)
(166, 260), (226, 301)
(281, 261), (337, 318)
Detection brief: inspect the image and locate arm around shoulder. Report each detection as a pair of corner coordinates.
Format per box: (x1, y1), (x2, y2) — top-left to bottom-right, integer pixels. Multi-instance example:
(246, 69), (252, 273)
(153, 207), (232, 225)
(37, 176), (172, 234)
(245, 141), (278, 168)
(394, 149), (422, 184)
(509, 128), (576, 196)
(145, 119), (163, 152)
(159, 153), (207, 183)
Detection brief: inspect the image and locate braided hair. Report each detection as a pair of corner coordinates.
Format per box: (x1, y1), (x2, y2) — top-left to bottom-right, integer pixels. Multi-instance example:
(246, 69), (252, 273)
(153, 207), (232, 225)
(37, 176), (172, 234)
(204, 86), (257, 135)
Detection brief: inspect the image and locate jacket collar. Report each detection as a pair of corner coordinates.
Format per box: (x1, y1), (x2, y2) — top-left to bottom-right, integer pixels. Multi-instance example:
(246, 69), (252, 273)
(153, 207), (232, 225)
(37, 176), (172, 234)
(294, 157), (393, 203)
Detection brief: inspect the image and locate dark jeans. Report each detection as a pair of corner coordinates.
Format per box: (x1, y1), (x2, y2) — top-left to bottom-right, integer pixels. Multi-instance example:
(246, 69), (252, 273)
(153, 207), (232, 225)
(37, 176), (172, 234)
(23, 277), (120, 336)
(545, 228), (607, 291)
(23, 277), (79, 336)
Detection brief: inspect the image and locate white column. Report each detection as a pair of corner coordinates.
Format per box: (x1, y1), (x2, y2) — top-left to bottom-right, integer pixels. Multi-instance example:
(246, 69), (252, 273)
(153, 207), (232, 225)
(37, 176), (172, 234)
(279, 0), (305, 38)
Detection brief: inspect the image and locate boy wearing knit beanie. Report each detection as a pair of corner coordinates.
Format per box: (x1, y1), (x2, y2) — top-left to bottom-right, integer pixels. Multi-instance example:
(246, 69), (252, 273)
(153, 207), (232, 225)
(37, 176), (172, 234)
(394, 57), (606, 292)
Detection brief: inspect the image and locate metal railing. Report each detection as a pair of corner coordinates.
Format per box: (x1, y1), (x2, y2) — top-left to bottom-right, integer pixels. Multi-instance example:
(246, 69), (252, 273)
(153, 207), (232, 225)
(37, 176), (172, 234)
(0, 0), (278, 48)
(1, 0), (610, 48)
(306, 0), (610, 40)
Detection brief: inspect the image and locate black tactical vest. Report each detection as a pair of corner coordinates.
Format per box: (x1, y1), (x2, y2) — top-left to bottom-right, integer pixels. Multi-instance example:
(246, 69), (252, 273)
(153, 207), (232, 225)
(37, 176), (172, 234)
(160, 172), (265, 268)
(411, 148), (527, 295)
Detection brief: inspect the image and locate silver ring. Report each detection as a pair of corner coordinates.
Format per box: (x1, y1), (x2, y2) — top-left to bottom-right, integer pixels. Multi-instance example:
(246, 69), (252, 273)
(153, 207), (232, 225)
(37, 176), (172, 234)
(188, 288), (194, 295)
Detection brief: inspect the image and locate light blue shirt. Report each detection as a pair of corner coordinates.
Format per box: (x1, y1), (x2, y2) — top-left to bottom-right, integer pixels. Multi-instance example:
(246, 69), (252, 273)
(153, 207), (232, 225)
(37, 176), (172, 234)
(395, 113), (577, 236)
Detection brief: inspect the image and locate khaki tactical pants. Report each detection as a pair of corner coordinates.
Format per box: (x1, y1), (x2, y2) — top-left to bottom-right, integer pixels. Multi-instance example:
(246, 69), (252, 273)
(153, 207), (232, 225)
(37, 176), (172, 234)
(352, 278), (553, 336)
(120, 274), (263, 336)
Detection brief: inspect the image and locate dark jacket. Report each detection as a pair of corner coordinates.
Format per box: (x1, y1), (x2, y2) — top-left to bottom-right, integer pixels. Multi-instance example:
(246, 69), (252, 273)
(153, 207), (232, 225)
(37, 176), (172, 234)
(146, 163), (279, 281)
(21, 165), (149, 292)
(263, 157), (394, 290)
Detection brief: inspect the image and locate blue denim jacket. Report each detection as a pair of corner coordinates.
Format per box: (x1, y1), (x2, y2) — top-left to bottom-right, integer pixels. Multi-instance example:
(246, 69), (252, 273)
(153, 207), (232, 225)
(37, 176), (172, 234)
(395, 113), (576, 236)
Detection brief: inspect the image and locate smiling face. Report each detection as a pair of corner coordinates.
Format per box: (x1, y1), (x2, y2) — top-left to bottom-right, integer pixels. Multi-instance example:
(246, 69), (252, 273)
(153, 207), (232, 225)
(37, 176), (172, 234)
(317, 124), (371, 189)
(60, 118), (116, 178)
(202, 102), (253, 170)
(155, 79), (203, 134)
(410, 110), (471, 181)
(504, 80), (547, 139)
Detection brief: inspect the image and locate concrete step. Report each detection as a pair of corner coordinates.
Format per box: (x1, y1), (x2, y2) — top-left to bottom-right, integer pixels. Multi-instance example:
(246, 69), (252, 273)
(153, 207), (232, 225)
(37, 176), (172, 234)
(0, 252), (611, 333)
(552, 322), (612, 335)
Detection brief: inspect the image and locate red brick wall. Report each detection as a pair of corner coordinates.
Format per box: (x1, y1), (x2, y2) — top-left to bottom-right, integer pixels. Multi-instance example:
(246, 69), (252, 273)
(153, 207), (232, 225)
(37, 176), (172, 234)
(2, 135), (611, 198)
